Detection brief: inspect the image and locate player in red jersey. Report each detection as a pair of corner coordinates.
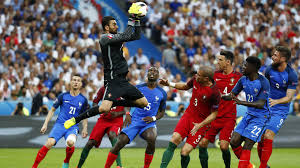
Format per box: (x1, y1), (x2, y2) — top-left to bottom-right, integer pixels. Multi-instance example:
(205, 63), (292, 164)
(76, 86), (125, 168)
(198, 50), (242, 168)
(160, 66), (220, 168)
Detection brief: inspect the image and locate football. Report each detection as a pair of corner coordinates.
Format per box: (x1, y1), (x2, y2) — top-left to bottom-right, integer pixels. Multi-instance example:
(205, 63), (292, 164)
(136, 2), (148, 17)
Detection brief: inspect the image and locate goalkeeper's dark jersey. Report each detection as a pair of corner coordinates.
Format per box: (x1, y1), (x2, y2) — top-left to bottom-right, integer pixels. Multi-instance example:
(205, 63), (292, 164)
(99, 20), (141, 80)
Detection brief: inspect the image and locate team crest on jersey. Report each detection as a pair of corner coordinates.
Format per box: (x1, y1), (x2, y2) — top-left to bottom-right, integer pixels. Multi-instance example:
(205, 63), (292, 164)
(202, 95), (206, 101)
(229, 78), (235, 86)
(155, 96), (159, 102)
(79, 102), (82, 107)
(254, 88), (258, 93)
(193, 85), (197, 89)
(108, 34), (113, 39)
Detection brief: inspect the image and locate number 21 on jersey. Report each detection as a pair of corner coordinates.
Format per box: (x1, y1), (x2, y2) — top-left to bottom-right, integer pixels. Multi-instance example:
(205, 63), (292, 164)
(69, 107), (76, 114)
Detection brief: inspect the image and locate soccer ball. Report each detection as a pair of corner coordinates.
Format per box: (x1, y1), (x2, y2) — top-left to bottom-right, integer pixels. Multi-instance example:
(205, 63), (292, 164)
(136, 2), (148, 17)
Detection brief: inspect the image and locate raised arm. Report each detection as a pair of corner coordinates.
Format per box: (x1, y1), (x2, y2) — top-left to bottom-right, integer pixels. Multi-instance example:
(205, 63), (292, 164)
(159, 78), (194, 91)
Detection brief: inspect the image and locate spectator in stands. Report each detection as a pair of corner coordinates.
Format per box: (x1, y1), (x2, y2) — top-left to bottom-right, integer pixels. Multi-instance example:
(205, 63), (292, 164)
(11, 102), (29, 116)
(31, 87), (48, 116)
(162, 42), (178, 68)
(128, 48), (150, 68)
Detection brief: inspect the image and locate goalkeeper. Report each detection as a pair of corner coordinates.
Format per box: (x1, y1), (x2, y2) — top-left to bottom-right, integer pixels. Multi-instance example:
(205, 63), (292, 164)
(64, 3), (149, 129)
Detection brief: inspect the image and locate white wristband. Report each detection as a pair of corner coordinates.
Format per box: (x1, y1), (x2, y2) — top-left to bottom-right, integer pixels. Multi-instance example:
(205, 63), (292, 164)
(152, 116), (157, 121)
(169, 82), (176, 87)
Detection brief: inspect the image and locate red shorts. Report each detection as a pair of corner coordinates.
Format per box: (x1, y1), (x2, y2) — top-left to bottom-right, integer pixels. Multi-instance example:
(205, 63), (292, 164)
(204, 118), (235, 143)
(174, 115), (209, 148)
(89, 118), (123, 148)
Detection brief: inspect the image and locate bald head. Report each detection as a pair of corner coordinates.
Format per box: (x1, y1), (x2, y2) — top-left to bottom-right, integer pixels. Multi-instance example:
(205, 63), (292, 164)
(195, 66), (214, 84)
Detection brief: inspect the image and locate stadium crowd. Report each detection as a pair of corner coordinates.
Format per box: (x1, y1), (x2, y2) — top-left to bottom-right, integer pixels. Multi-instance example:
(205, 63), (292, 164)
(0, 0), (299, 116)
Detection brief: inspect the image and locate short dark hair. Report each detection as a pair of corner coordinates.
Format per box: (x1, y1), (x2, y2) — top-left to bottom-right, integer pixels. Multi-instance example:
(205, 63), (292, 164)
(72, 73), (82, 79)
(246, 56), (261, 71)
(275, 46), (291, 62)
(220, 50), (234, 64)
(102, 16), (115, 30)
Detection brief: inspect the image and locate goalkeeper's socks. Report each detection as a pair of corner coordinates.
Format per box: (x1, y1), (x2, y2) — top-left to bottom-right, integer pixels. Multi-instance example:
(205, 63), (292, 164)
(232, 146), (243, 159)
(199, 147), (208, 168)
(64, 146), (75, 163)
(75, 105), (99, 123)
(144, 153), (154, 168)
(32, 145), (49, 167)
(160, 142), (177, 168)
(181, 155), (190, 168)
(222, 149), (231, 168)
(77, 145), (92, 168)
(105, 152), (118, 168)
(111, 138), (122, 167)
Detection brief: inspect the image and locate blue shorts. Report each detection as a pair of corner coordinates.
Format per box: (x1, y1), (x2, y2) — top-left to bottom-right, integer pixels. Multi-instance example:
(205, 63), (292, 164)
(49, 123), (79, 145)
(121, 119), (156, 143)
(234, 114), (268, 142)
(265, 112), (288, 134)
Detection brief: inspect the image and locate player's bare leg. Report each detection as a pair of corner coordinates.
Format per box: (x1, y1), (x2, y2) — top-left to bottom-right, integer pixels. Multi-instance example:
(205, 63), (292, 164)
(141, 127), (157, 168)
(180, 143), (194, 168)
(259, 129), (275, 168)
(230, 132), (243, 159)
(220, 140), (231, 168)
(108, 131), (123, 168)
(105, 133), (130, 168)
(160, 132), (182, 168)
(198, 138), (209, 168)
(32, 138), (56, 168)
(63, 134), (76, 168)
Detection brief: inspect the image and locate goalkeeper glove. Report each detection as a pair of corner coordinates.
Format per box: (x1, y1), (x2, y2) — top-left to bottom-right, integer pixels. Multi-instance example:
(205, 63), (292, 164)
(128, 3), (142, 19)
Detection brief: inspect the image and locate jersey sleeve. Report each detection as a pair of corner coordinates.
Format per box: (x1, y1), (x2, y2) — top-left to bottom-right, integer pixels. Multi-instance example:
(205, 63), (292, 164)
(257, 77), (270, 100)
(288, 68), (298, 90)
(99, 20), (141, 46)
(53, 93), (63, 109)
(93, 86), (105, 104)
(211, 88), (221, 111)
(231, 77), (244, 95)
(159, 88), (167, 111)
(186, 77), (195, 88)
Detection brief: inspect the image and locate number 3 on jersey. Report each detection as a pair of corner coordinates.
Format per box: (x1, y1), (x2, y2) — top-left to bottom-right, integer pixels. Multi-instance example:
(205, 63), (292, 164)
(194, 98), (197, 106)
(69, 107), (76, 114)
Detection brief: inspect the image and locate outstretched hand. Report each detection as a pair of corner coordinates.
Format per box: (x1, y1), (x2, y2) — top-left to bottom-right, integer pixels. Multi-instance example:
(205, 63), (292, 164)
(159, 79), (170, 86)
(142, 116), (154, 124)
(40, 125), (47, 134)
(123, 114), (132, 128)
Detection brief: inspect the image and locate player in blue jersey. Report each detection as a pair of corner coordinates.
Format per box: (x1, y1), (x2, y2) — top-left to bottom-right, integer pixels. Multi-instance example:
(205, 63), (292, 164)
(257, 46), (298, 168)
(32, 74), (89, 168)
(104, 67), (167, 168)
(222, 56), (271, 168)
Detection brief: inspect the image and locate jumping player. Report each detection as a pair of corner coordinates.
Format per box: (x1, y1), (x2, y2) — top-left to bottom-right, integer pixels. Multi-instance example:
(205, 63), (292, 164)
(198, 50), (242, 168)
(76, 86), (125, 168)
(104, 67), (167, 168)
(160, 66), (220, 168)
(64, 3), (148, 129)
(223, 56), (271, 168)
(258, 46), (298, 168)
(32, 74), (88, 168)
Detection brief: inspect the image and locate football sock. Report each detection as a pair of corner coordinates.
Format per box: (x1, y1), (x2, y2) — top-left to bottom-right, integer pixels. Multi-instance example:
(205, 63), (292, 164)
(260, 139), (273, 168)
(160, 142), (177, 168)
(257, 141), (263, 161)
(144, 153), (154, 168)
(222, 149), (231, 168)
(64, 146), (75, 163)
(199, 147), (208, 168)
(181, 155), (190, 168)
(77, 145), (93, 168)
(112, 99), (141, 108)
(75, 106), (99, 123)
(232, 146), (243, 159)
(111, 138), (122, 167)
(105, 152), (118, 168)
(33, 145), (49, 167)
(238, 149), (251, 168)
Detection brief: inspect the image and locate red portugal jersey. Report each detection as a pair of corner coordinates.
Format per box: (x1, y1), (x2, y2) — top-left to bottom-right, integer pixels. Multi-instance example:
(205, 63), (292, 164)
(214, 70), (242, 119)
(184, 77), (221, 120)
(93, 86), (124, 121)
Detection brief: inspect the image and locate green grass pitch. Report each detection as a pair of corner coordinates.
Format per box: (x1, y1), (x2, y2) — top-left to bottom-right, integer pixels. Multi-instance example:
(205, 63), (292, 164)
(1, 148), (300, 168)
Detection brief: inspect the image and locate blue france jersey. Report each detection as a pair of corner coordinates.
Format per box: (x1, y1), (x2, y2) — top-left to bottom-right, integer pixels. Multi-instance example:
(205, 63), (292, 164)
(232, 74), (270, 117)
(53, 92), (88, 124)
(132, 83), (167, 120)
(265, 65), (298, 114)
